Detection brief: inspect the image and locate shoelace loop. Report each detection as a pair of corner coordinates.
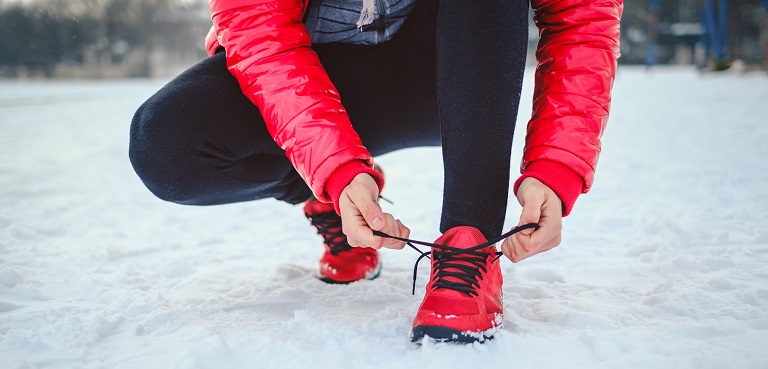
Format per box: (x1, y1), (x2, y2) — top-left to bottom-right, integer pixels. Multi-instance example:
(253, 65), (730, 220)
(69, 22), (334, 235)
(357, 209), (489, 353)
(373, 223), (539, 295)
(307, 212), (351, 255)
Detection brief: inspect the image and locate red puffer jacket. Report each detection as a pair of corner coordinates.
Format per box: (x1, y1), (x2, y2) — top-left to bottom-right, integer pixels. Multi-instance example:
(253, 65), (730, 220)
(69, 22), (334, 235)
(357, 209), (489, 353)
(206, 0), (622, 215)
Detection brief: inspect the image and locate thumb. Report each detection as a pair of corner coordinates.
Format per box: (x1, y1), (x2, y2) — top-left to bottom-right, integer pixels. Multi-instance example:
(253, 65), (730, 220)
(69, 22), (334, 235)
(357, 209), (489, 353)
(344, 173), (385, 231)
(355, 194), (385, 231)
(518, 203), (541, 236)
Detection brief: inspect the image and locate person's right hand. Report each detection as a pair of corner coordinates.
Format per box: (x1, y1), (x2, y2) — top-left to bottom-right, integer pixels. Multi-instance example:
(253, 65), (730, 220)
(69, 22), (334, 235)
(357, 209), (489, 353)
(338, 173), (409, 250)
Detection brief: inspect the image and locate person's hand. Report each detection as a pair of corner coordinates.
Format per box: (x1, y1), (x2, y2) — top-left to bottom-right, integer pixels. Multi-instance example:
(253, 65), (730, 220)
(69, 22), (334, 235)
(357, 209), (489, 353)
(501, 177), (563, 262)
(338, 173), (409, 250)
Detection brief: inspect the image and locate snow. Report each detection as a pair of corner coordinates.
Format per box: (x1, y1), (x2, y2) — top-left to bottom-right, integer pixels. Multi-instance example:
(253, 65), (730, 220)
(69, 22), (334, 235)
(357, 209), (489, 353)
(1, 67), (767, 369)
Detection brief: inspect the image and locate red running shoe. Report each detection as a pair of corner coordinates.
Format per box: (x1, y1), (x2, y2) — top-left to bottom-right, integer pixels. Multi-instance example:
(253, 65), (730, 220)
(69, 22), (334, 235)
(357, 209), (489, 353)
(304, 199), (381, 284)
(410, 226), (504, 343)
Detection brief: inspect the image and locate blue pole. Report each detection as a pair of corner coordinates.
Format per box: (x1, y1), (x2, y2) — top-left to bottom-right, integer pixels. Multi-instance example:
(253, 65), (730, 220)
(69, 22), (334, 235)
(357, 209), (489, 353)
(700, 2), (710, 64)
(704, 0), (722, 63)
(716, 0), (727, 61)
(646, 0), (661, 68)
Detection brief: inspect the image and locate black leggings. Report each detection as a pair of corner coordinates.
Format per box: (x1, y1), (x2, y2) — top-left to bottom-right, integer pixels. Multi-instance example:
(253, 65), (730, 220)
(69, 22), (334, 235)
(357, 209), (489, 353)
(129, 0), (529, 239)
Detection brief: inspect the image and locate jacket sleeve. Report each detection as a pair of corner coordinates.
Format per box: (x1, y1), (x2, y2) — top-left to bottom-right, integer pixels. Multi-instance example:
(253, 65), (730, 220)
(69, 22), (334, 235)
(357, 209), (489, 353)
(208, 0), (383, 205)
(514, 0), (623, 216)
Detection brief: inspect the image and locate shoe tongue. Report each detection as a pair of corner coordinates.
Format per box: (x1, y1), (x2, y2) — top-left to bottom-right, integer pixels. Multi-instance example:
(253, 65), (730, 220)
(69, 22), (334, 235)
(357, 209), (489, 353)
(434, 226), (488, 249)
(303, 199), (336, 216)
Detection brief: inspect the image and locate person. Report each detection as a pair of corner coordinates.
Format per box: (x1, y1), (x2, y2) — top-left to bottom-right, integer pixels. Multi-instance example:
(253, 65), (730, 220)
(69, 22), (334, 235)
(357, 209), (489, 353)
(129, 0), (622, 343)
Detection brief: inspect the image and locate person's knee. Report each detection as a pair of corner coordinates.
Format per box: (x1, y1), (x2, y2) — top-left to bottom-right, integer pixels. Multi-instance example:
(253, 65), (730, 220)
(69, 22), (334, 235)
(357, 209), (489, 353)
(129, 98), (192, 204)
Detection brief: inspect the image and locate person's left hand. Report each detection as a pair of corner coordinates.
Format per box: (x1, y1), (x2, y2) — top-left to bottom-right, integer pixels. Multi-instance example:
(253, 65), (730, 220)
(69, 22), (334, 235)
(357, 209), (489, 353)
(501, 177), (563, 262)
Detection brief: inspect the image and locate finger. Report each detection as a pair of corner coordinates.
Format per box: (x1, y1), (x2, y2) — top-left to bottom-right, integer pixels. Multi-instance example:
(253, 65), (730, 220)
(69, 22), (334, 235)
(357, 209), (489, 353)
(522, 234), (562, 261)
(526, 202), (562, 248)
(396, 219), (410, 249)
(503, 215), (558, 262)
(516, 194), (562, 249)
(526, 224), (561, 251)
(380, 213), (397, 240)
(380, 214), (405, 250)
(383, 218), (410, 250)
(510, 220), (562, 262)
(348, 235), (381, 249)
(339, 185), (384, 248)
(502, 227), (530, 263)
(518, 203), (541, 236)
(347, 188), (385, 231)
(340, 206), (383, 249)
(503, 236), (530, 263)
(500, 238), (516, 262)
(514, 224), (550, 254)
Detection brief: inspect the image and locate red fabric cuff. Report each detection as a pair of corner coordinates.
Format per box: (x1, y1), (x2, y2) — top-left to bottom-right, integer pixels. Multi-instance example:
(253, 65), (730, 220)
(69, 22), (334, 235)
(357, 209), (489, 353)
(513, 160), (584, 217)
(324, 160), (385, 215)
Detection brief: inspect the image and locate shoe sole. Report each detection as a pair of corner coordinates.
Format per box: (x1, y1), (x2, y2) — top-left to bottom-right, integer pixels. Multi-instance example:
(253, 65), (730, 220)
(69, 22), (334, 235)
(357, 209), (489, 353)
(410, 325), (497, 344)
(318, 261), (382, 284)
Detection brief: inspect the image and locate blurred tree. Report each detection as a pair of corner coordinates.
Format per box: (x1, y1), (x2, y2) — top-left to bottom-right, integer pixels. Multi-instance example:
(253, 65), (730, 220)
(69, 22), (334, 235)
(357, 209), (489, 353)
(0, 6), (31, 70)
(621, 0), (765, 68)
(727, 0), (767, 66)
(0, 0), (209, 77)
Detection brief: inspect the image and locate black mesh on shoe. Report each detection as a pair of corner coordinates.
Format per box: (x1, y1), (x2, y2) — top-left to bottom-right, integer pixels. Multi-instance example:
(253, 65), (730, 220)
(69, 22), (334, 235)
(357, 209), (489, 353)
(306, 212), (352, 255)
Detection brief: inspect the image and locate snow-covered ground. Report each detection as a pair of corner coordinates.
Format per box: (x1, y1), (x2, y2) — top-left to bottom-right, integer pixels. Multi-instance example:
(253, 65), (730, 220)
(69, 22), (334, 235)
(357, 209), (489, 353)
(1, 67), (767, 369)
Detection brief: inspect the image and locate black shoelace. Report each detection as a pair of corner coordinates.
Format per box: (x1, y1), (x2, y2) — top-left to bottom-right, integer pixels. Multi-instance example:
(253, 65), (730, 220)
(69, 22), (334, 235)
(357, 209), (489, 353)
(373, 223), (539, 295)
(306, 212), (351, 255)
